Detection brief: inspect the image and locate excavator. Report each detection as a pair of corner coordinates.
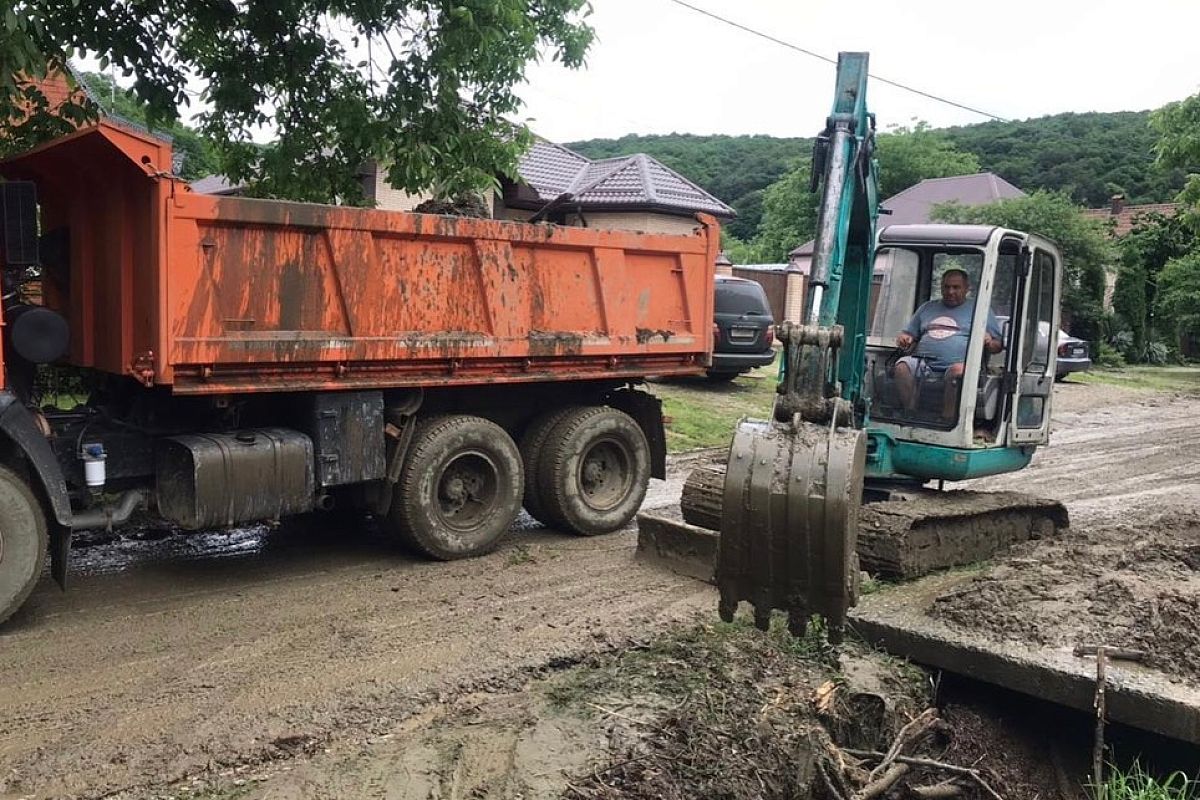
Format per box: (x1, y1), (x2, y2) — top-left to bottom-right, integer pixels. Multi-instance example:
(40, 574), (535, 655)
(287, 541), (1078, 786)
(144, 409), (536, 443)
(713, 52), (1067, 640)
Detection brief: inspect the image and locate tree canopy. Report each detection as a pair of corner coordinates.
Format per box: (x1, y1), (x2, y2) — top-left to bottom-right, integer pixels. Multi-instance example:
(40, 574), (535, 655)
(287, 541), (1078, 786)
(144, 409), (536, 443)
(1155, 251), (1200, 346)
(1152, 91), (1200, 225)
(2, 0), (593, 202)
(739, 160), (817, 263)
(945, 110), (1186, 207)
(719, 123), (983, 263)
(931, 192), (1113, 343)
(76, 70), (219, 180)
(568, 110), (1189, 243)
(875, 122), (981, 199)
(1113, 212), (1194, 359)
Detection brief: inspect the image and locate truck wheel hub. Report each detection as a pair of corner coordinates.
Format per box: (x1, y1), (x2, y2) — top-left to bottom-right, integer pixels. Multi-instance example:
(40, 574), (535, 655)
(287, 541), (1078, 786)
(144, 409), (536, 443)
(437, 453), (498, 528)
(579, 440), (633, 511)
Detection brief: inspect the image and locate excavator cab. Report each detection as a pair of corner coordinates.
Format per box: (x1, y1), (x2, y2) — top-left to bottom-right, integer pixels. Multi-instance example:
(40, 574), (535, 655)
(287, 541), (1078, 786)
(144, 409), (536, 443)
(863, 225), (1063, 482)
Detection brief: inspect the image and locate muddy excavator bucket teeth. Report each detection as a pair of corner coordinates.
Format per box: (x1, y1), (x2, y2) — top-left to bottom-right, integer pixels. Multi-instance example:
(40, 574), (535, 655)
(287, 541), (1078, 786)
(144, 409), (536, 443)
(717, 417), (866, 642)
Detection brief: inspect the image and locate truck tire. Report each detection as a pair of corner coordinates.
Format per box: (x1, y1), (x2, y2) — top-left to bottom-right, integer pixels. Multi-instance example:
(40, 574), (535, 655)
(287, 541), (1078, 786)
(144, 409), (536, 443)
(389, 415), (523, 560)
(0, 464), (49, 625)
(519, 406), (584, 527)
(537, 407), (650, 536)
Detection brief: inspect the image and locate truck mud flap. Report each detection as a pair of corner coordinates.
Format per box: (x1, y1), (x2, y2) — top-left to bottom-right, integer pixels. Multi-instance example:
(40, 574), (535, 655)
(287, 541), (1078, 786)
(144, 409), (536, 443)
(606, 389), (666, 480)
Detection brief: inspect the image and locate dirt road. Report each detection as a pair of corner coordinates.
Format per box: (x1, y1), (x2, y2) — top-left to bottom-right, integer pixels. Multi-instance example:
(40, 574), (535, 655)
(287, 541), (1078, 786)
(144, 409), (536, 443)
(1, 380), (1196, 799)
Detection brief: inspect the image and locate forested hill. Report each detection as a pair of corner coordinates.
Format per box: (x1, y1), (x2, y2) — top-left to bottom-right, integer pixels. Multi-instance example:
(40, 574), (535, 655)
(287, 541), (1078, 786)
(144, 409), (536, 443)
(569, 110), (1186, 237)
(943, 111), (1184, 207)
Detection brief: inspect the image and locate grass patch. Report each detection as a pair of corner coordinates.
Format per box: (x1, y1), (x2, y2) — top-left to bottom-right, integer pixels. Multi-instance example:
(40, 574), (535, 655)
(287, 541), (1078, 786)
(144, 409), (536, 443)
(1097, 761), (1196, 800)
(541, 610), (838, 713)
(650, 358), (779, 453)
(1074, 365), (1200, 394)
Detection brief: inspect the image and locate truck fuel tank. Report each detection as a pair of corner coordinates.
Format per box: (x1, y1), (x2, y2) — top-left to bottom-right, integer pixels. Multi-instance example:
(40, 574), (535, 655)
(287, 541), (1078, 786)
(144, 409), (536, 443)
(156, 429), (315, 529)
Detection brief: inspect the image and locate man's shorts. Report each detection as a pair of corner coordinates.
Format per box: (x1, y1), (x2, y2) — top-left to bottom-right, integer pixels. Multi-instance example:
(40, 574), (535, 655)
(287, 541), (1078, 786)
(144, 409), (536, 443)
(895, 356), (937, 378)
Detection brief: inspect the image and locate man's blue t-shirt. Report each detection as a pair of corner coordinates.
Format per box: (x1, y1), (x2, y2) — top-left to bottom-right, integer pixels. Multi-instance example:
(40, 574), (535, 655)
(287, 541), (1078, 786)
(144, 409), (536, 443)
(902, 300), (1001, 371)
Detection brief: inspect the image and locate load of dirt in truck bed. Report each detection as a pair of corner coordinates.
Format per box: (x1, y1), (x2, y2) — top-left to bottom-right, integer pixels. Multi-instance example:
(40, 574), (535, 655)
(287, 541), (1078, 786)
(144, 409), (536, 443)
(930, 506), (1200, 682)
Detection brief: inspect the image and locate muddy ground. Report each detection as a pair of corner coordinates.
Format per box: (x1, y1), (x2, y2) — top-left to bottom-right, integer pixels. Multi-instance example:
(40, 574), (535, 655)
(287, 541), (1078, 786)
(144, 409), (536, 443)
(934, 380), (1200, 680)
(1, 379), (1197, 799)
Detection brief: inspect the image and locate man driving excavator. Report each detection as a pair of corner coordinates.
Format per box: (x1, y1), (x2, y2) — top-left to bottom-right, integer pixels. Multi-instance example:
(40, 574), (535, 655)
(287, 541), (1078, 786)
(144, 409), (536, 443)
(894, 268), (1003, 420)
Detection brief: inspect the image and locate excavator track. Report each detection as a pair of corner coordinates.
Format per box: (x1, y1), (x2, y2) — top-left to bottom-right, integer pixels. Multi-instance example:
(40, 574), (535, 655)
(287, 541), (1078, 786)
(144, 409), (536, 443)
(638, 462), (1067, 583)
(856, 488), (1068, 579)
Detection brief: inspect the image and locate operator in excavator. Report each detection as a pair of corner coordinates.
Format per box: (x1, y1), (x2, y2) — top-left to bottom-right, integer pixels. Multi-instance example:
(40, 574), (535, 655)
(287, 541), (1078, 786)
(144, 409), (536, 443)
(893, 268), (1003, 421)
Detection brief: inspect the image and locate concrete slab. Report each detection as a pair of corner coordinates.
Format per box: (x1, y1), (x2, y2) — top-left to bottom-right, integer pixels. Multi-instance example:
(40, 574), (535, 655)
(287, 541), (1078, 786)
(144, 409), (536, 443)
(850, 572), (1200, 745)
(635, 508), (717, 583)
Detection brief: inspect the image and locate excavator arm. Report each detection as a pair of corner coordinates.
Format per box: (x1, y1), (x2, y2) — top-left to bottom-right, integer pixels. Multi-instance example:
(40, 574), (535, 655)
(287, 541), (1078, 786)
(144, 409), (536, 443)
(776, 52), (879, 424)
(718, 53), (879, 641)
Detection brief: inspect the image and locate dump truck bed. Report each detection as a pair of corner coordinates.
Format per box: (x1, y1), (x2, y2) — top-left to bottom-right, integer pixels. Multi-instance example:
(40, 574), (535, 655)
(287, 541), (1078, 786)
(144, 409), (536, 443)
(1, 123), (717, 394)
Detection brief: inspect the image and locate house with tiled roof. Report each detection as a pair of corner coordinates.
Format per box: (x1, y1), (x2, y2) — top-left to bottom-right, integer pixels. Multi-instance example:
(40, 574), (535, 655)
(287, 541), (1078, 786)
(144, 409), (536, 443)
(7, 65), (92, 129)
(766, 173), (1026, 325)
(1082, 194), (1180, 237)
(1082, 194), (1182, 309)
(494, 140), (734, 234)
(194, 138), (735, 236)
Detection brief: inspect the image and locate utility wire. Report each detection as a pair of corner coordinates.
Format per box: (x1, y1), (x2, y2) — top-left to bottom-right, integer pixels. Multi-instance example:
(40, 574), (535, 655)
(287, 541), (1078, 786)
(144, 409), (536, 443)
(663, 0), (1009, 122)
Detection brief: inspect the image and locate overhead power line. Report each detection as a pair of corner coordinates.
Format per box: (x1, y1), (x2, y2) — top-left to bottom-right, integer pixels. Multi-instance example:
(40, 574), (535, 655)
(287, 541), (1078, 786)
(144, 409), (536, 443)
(663, 0), (1009, 122)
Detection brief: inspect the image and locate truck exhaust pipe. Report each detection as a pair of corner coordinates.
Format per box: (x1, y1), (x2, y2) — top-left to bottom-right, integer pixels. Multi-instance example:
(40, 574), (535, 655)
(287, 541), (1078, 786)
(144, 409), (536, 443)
(70, 489), (151, 532)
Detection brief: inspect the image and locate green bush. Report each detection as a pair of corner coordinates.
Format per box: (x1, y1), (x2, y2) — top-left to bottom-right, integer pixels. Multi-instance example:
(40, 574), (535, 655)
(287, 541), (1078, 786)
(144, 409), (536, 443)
(1110, 330), (1135, 359)
(1142, 340), (1171, 365)
(1095, 342), (1127, 368)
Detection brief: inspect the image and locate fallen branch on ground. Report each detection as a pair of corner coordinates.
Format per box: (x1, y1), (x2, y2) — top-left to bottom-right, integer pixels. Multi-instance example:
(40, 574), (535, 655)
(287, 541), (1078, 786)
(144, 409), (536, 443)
(856, 762), (910, 800)
(865, 708), (939, 785)
(910, 780), (963, 799)
(844, 750), (1005, 800)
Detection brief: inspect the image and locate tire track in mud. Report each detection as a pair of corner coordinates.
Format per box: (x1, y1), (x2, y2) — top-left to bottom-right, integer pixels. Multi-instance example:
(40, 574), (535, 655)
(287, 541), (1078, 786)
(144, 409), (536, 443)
(969, 392), (1200, 521)
(0, 522), (712, 799)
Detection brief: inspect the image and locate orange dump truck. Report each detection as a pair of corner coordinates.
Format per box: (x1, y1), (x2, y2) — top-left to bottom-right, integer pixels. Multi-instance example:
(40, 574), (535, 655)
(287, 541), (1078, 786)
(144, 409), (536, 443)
(0, 122), (718, 623)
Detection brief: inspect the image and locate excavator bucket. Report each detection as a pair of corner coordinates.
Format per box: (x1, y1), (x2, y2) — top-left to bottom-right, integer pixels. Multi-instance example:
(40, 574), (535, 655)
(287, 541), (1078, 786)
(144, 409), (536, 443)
(717, 415), (865, 642)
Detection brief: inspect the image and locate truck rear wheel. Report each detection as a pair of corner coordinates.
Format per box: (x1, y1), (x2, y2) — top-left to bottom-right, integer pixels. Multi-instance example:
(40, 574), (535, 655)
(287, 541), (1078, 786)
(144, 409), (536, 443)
(0, 464), (49, 625)
(519, 406), (584, 526)
(538, 407), (650, 536)
(389, 415), (523, 560)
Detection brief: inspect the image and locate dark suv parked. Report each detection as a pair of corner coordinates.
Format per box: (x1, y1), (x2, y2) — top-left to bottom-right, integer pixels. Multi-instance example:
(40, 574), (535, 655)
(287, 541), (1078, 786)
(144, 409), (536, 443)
(709, 275), (776, 380)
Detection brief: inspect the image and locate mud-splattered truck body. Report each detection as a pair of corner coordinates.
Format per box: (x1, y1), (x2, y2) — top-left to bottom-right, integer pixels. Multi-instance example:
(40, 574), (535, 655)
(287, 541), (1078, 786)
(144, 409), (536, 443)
(0, 122), (718, 623)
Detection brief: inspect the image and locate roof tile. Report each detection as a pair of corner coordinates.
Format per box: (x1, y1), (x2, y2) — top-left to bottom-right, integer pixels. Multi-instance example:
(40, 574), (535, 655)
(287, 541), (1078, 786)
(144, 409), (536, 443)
(1082, 202), (1181, 237)
(516, 139), (734, 218)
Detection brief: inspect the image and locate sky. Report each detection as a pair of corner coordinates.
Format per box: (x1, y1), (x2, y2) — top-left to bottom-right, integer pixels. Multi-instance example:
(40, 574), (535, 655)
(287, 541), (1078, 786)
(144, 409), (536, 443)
(514, 0), (1200, 143)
